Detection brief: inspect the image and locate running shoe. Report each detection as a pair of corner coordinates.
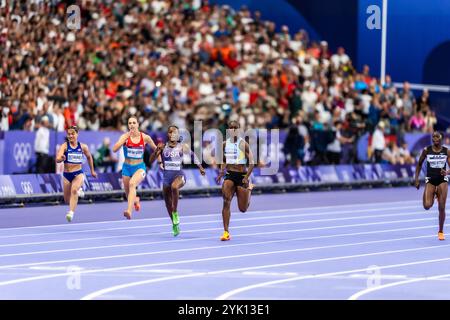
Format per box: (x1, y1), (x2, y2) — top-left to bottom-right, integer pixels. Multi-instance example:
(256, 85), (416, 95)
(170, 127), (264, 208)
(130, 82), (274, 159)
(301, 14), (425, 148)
(220, 231), (231, 241)
(123, 210), (132, 220)
(172, 223), (180, 237)
(66, 211), (74, 223)
(172, 211), (180, 225)
(438, 232), (445, 241)
(134, 196), (141, 212)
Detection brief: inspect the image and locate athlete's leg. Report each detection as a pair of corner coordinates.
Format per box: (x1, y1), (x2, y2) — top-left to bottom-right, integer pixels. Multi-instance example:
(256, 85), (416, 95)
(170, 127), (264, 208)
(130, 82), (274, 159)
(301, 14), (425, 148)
(437, 182), (448, 235)
(423, 183), (436, 210)
(170, 175), (186, 214)
(123, 175), (140, 211)
(63, 178), (71, 204)
(236, 183), (253, 213)
(162, 185), (173, 219)
(69, 174), (84, 213)
(124, 169), (146, 218)
(221, 180), (236, 234)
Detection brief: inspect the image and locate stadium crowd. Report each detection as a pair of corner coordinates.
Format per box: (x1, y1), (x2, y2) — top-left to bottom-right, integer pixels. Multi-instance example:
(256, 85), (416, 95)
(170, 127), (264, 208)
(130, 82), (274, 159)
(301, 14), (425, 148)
(0, 0), (437, 166)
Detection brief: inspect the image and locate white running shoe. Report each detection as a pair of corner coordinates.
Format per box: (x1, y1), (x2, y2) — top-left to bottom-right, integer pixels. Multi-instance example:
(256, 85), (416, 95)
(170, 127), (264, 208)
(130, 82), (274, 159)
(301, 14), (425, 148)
(77, 188), (85, 198)
(66, 211), (74, 222)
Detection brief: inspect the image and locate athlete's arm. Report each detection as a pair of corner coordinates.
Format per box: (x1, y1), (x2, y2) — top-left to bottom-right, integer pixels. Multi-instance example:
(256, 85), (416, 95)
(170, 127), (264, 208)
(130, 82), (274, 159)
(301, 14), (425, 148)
(112, 133), (130, 153)
(414, 147), (427, 189)
(148, 142), (164, 166)
(241, 140), (254, 184)
(445, 149), (450, 175)
(82, 144), (97, 178)
(216, 142), (226, 184)
(143, 133), (157, 150)
(56, 143), (67, 163)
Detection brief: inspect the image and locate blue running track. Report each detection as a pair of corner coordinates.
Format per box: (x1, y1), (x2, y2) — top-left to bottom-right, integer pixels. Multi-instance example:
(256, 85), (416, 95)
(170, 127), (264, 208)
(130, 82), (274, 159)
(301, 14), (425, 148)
(0, 187), (449, 300)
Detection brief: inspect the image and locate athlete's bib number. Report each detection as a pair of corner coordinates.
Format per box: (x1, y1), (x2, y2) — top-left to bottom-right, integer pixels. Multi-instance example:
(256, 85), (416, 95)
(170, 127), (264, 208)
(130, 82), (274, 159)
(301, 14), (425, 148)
(164, 161), (181, 171)
(67, 153), (83, 163)
(427, 155), (447, 168)
(127, 148), (144, 159)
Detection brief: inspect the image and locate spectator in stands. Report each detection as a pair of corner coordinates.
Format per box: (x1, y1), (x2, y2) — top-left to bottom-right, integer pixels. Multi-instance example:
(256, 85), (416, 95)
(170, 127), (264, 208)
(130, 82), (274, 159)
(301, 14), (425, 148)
(0, 1), (439, 168)
(283, 125), (304, 168)
(398, 142), (415, 165)
(34, 116), (52, 173)
(371, 122), (386, 163)
(382, 141), (401, 164)
(409, 111), (426, 132)
(94, 137), (117, 173)
(327, 121), (347, 165)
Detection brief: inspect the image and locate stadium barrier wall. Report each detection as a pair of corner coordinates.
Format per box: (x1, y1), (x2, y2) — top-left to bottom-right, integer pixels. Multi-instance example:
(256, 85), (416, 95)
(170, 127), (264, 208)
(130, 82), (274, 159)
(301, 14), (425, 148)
(0, 164), (421, 205)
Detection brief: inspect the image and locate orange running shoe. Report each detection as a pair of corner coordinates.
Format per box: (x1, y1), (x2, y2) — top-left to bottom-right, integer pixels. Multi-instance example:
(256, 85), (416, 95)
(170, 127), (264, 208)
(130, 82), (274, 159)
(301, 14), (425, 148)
(220, 231), (231, 241)
(438, 232), (445, 241)
(134, 196), (141, 212)
(124, 210), (132, 220)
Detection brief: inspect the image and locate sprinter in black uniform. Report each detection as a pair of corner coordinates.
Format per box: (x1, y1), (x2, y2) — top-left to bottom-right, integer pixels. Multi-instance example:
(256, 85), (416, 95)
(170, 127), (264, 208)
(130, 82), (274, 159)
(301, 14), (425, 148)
(414, 131), (450, 240)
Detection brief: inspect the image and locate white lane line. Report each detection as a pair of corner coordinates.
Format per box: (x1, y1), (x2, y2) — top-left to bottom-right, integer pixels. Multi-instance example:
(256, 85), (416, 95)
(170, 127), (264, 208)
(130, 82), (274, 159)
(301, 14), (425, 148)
(80, 273), (208, 300)
(0, 233), (444, 288)
(0, 223), (437, 258)
(81, 247), (450, 300)
(0, 214), (434, 248)
(348, 273), (450, 300)
(0, 200), (422, 232)
(215, 258), (450, 300)
(0, 205), (422, 240)
(0, 229), (434, 270)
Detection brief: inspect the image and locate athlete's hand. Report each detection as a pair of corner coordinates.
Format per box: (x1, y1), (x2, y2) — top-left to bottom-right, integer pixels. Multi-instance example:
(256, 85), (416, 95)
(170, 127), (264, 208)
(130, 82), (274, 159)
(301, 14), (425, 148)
(156, 142), (165, 152)
(216, 171), (224, 184)
(441, 168), (448, 176)
(242, 176), (249, 187)
(91, 171), (98, 178)
(199, 167), (206, 176)
(414, 178), (420, 190)
(159, 162), (164, 170)
(58, 155), (66, 163)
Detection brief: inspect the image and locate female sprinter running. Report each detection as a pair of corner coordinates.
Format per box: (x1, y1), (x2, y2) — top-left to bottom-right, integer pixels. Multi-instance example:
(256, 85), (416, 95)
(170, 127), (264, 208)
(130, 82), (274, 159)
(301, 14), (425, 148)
(150, 125), (206, 236)
(215, 120), (255, 241)
(113, 116), (159, 219)
(414, 131), (450, 240)
(56, 126), (97, 222)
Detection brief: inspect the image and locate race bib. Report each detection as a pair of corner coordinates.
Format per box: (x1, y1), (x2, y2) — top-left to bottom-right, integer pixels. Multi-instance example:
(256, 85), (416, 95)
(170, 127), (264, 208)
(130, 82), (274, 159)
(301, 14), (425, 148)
(164, 161), (182, 171)
(68, 153), (83, 163)
(427, 154), (447, 168)
(225, 153), (238, 164)
(126, 148), (144, 159)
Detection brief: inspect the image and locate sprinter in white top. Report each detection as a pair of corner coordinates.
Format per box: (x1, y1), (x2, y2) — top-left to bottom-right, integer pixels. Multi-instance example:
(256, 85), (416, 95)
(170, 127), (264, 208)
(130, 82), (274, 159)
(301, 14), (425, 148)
(216, 120), (255, 241)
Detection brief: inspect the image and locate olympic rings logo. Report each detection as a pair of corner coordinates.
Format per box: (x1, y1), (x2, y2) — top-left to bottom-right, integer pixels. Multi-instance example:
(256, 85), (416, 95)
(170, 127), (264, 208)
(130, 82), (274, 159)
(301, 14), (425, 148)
(20, 181), (34, 194)
(13, 143), (32, 167)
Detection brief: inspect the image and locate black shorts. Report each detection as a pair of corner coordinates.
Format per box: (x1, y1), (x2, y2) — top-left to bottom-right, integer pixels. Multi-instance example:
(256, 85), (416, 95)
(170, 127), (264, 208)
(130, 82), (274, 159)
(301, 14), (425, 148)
(224, 171), (247, 188)
(425, 176), (448, 187)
